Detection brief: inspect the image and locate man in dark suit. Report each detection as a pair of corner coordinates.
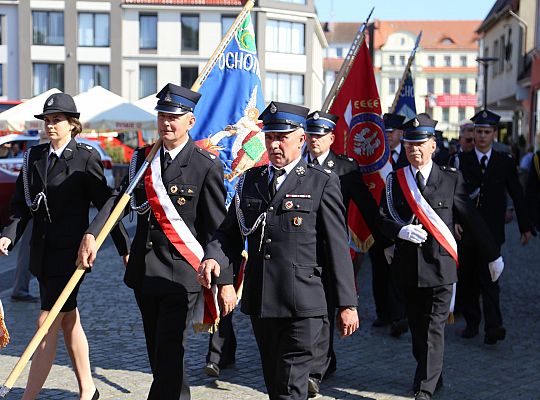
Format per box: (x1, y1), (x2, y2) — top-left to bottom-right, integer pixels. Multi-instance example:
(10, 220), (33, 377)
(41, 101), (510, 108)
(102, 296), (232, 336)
(385, 113), (409, 170)
(78, 83), (237, 400)
(457, 109), (532, 345)
(198, 101), (359, 400)
(303, 110), (383, 395)
(379, 114), (502, 400)
(448, 122), (475, 169)
(525, 150), (540, 230)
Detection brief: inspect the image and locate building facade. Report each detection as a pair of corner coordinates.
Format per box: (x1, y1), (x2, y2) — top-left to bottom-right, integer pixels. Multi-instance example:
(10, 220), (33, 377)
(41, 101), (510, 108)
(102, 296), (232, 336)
(2, 0), (326, 110)
(323, 20), (480, 137)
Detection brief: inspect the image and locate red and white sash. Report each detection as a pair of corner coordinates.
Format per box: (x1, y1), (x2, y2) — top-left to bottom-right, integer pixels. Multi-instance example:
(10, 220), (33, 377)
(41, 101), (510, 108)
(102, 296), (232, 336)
(396, 167), (458, 265)
(144, 150), (220, 332)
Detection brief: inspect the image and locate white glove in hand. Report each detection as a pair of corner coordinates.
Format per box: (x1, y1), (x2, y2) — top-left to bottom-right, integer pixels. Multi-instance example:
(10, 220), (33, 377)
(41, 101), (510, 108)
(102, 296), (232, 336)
(488, 256), (504, 282)
(398, 224), (428, 244)
(384, 245), (395, 264)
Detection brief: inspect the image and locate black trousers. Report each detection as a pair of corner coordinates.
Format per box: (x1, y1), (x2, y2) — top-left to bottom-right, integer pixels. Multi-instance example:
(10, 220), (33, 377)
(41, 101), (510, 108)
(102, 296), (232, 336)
(135, 289), (198, 400)
(309, 310), (336, 381)
(369, 244), (406, 322)
(206, 310), (237, 367)
(459, 245), (503, 332)
(405, 284), (452, 396)
(251, 316), (324, 400)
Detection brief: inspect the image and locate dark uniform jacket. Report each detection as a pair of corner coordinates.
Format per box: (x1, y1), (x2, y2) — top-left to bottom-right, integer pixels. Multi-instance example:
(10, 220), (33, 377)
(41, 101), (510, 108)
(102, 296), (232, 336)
(458, 149), (531, 245)
(379, 164), (500, 288)
(1, 139), (130, 279)
(204, 159), (358, 318)
(525, 151), (540, 229)
(392, 147), (409, 170)
(87, 138), (231, 293)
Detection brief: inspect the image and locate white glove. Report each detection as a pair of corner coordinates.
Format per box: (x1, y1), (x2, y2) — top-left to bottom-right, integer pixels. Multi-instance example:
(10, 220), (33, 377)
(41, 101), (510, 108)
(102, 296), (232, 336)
(398, 224), (428, 244)
(384, 245), (395, 264)
(488, 256), (504, 282)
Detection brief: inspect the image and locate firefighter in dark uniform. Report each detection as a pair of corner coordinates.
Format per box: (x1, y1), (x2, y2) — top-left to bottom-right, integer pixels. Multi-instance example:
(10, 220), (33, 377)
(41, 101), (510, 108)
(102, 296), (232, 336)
(303, 110), (382, 396)
(457, 109), (532, 344)
(379, 114), (502, 400)
(198, 102), (359, 400)
(78, 84), (237, 400)
(0, 92), (130, 400)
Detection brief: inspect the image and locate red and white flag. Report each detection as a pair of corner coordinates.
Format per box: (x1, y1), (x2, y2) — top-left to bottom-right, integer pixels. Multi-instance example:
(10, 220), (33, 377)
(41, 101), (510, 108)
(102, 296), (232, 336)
(330, 41), (392, 252)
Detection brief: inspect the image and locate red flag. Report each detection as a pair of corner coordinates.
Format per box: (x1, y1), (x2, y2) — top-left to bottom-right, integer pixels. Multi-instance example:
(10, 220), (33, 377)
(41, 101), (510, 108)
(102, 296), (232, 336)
(330, 41), (392, 252)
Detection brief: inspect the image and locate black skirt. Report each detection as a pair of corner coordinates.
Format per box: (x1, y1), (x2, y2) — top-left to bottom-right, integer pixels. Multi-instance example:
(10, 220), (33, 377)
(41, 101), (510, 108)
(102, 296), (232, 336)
(39, 275), (84, 312)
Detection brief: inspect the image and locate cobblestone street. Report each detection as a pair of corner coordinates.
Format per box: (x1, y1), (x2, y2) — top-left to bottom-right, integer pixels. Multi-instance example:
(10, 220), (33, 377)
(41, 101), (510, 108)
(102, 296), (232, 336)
(1, 221), (539, 400)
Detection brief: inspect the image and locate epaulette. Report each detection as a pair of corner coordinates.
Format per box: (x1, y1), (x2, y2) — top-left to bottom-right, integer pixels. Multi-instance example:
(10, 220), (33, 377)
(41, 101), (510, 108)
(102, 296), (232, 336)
(337, 154), (355, 163)
(76, 142), (97, 153)
(440, 165), (457, 173)
(308, 163), (332, 174)
(506, 153), (513, 159)
(196, 146), (218, 162)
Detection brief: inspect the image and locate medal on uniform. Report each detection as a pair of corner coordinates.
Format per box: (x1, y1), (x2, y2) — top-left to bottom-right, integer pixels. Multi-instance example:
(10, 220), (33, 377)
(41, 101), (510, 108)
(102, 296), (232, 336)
(285, 200), (293, 210)
(292, 216), (303, 226)
(177, 197), (186, 206)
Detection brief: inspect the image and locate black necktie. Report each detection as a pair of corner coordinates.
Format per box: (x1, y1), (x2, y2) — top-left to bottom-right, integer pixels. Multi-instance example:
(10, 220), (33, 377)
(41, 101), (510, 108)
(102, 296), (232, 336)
(312, 157), (319, 165)
(416, 170), (425, 193)
(162, 152), (172, 171)
(390, 150), (397, 166)
(480, 154), (488, 173)
(47, 153), (58, 175)
(269, 167), (286, 198)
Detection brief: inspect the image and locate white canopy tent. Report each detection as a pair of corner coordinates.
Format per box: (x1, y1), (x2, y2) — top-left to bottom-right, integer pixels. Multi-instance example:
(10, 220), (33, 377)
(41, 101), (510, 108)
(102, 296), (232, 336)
(0, 88), (61, 131)
(133, 93), (158, 116)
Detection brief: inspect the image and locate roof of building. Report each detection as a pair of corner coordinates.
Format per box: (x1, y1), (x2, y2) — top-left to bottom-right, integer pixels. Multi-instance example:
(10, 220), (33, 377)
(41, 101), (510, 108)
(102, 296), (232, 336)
(477, 0), (519, 33)
(123, 0), (245, 5)
(323, 20), (481, 51)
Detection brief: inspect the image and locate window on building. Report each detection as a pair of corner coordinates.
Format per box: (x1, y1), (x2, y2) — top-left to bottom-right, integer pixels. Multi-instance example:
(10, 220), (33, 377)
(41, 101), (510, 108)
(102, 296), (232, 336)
(139, 14), (157, 50)
(221, 15), (235, 38)
(443, 78), (451, 93)
(444, 55), (451, 67)
(0, 64), (3, 96)
(265, 72), (304, 105)
(428, 55), (435, 67)
(266, 20), (304, 54)
(79, 65), (109, 92)
(33, 63), (64, 95)
(493, 40), (499, 76)
(389, 55), (395, 65)
(336, 48), (343, 58)
(459, 78), (467, 94)
(442, 108), (449, 123)
(425, 107), (434, 118)
(389, 78), (397, 94)
(181, 66), (198, 88)
(400, 37), (405, 45)
(139, 65), (157, 98)
(460, 55), (467, 67)
(79, 13), (109, 47)
(181, 14), (199, 52)
(32, 11), (64, 45)
(0, 15), (3, 45)
(400, 55), (406, 66)
(458, 107), (466, 122)
(498, 35), (505, 72)
(427, 78), (434, 94)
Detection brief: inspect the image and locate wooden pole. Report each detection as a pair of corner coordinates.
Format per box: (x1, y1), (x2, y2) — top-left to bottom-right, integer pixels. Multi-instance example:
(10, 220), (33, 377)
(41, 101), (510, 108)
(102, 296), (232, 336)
(389, 31), (422, 114)
(0, 1), (256, 396)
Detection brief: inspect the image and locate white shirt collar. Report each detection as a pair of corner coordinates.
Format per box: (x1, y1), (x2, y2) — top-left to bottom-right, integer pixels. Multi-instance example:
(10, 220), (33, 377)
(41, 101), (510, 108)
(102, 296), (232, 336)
(316, 149), (331, 166)
(474, 147), (492, 163)
(269, 155), (302, 177)
(392, 143), (402, 155)
(49, 139), (71, 158)
(163, 138), (189, 160)
(410, 160), (433, 182)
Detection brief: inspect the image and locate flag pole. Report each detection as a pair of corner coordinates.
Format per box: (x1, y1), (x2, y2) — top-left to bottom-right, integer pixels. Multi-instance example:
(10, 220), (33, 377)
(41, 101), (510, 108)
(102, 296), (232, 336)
(322, 7), (374, 113)
(0, 1), (255, 397)
(389, 30), (422, 113)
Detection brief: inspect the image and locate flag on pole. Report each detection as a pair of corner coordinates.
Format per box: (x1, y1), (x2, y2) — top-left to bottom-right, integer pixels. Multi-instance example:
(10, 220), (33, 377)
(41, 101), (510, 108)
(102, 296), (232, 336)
(330, 41), (392, 252)
(190, 12), (266, 205)
(394, 70), (417, 120)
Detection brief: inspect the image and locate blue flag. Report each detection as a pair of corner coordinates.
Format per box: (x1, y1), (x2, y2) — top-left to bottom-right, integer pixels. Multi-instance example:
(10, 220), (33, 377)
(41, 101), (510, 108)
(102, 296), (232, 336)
(191, 13), (265, 205)
(394, 70), (417, 120)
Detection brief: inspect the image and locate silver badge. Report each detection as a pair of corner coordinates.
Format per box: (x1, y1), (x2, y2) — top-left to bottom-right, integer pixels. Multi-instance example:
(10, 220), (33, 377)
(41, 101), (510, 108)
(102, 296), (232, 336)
(270, 103), (277, 114)
(295, 166), (305, 175)
(413, 118), (419, 127)
(313, 112), (320, 120)
(47, 98), (54, 106)
(327, 160), (334, 168)
(164, 92), (172, 103)
(482, 111), (488, 118)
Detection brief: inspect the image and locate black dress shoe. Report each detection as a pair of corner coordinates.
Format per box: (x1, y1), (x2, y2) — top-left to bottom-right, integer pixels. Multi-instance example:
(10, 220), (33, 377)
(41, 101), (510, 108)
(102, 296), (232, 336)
(484, 326), (506, 345)
(308, 377), (320, 397)
(372, 317), (391, 327)
(390, 319), (408, 337)
(460, 325), (479, 339)
(415, 390), (431, 400)
(91, 388), (99, 400)
(11, 294), (39, 303)
(204, 362), (220, 377)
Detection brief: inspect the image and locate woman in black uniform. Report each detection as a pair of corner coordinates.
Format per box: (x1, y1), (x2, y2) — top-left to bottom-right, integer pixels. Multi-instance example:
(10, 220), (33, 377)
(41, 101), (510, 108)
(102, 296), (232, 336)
(0, 93), (129, 400)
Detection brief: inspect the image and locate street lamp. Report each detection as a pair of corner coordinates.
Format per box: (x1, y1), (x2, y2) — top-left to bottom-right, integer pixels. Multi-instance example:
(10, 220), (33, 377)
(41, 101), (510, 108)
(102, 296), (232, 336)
(476, 57), (498, 109)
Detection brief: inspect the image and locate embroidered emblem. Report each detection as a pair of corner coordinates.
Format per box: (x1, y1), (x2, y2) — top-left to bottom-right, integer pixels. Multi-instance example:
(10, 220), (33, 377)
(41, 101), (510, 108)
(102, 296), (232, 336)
(209, 154), (216, 159)
(177, 197), (186, 206)
(270, 103), (277, 113)
(324, 169), (332, 173)
(295, 166), (305, 175)
(313, 112), (320, 120)
(47, 98), (54, 106)
(327, 160), (334, 168)
(292, 216), (303, 226)
(170, 185), (178, 194)
(482, 110), (488, 118)
(85, 145), (92, 149)
(413, 118), (419, 127)
(285, 200), (293, 210)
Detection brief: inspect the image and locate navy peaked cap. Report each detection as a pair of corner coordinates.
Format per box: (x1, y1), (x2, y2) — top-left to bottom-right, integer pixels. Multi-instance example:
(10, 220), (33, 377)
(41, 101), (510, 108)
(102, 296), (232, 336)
(155, 83), (201, 115)
(260, 101), (309, 133)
